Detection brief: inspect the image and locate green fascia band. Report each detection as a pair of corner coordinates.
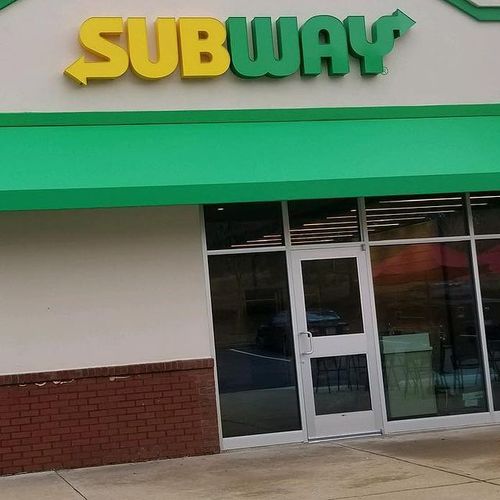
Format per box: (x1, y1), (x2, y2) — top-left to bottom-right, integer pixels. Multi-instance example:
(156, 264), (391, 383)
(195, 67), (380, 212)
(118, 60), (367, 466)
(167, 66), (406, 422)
(2, 106), (500, 211)
(443, 0), (500, 21)
(2, 103), (500, 128)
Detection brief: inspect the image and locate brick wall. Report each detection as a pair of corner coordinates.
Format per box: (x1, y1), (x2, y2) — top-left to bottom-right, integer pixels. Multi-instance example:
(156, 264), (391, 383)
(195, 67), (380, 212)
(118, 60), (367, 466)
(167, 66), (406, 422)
(0, 359), (220, 475)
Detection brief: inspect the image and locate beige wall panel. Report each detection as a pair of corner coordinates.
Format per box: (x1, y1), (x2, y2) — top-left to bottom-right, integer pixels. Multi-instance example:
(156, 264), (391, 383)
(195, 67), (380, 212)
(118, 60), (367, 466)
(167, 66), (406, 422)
(0, 0), (500, 111)
(0, 206), (212, 374)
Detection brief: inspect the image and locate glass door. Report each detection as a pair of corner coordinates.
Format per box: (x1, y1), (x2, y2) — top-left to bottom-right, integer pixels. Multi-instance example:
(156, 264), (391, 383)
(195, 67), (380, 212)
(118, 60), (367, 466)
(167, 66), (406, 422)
(291, 247), (383, 439)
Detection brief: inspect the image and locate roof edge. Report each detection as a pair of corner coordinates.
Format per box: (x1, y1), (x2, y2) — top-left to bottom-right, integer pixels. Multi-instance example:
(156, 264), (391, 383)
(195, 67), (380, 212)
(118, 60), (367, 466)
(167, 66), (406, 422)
(0, 0), (18, 11)
(1, 103), (500, 128)
(443, 0), (500, 21)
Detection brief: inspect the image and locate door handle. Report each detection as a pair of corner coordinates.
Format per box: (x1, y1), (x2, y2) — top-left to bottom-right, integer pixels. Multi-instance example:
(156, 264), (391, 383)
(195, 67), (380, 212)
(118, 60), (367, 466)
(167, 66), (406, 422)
(300, 331), (314, 355)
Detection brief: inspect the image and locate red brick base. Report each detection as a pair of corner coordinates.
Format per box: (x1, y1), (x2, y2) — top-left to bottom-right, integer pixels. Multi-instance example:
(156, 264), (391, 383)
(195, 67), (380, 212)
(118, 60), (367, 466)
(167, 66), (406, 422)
(0, 359), (220, 475)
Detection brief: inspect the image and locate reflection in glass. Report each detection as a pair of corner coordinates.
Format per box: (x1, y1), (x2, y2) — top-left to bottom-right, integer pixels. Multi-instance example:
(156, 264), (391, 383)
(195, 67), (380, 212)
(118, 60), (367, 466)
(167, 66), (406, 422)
(288, 198), (360, 245)
(371, 242), (486, 420)
(311, 355), (372, 415)
(208, 252), (301, 437)
(476, 240), (500, 409)
(471, 192), (500, 235)
(204, 202), (283, 250)
(366, 194), (467, 241)
(302, 258), (363, 336)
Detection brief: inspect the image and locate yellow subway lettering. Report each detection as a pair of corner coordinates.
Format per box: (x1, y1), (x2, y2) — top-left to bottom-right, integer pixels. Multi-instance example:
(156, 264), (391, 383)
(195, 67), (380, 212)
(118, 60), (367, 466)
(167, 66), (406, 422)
(178, 17), (230, 78)
(127, 17), (178, 80)
(65, 17), (129, 85)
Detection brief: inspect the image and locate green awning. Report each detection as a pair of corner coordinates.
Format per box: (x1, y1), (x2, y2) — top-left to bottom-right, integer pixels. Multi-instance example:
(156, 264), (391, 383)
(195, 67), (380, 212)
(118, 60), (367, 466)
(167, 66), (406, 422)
(1, 106), (500, 211)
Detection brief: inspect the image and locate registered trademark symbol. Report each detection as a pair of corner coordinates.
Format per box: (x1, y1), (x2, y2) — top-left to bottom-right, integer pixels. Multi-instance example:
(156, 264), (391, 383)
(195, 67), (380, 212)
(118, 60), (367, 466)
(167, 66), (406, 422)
(382, 67), (389, 75)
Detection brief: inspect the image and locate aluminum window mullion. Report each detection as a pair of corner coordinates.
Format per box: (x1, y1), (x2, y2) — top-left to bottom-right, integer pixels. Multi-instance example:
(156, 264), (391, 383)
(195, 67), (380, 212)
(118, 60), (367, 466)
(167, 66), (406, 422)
(466, 193), (495, 415)
(282, 201), (292, 249)
(206, 246), (286, 256)
(358, 197), (369, 245)
(368, 235), (471, 247)
(473, 233), (500, 240)
(288, 242), (367, 251)
(359, 196), (389, 430)
(199, 205), (225, 450)
(283, 199), (309, 443)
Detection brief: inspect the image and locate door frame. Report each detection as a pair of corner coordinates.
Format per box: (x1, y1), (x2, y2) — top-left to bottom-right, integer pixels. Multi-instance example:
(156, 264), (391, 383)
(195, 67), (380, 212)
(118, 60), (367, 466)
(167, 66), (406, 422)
(288, 244), (385, 441)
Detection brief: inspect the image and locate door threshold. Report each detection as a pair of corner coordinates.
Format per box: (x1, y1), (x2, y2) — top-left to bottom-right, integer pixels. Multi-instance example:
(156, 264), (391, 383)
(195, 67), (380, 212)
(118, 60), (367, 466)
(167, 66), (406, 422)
(308, 430), (382, 444)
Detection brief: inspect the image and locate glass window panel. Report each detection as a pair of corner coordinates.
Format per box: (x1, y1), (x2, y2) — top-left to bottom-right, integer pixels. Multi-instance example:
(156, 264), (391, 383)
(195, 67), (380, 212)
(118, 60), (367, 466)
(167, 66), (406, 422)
(301, 258), (363, 336)
(371, 242), (487, 420)
(288, 198), (360, 245)
(311, 355), (372, 415)
(366, 194), (467, 241)
(208, 252), (301, 437)
(476, 239), (500, 410)
(204, 202), (283, 250)
(471, 192), (500, 235)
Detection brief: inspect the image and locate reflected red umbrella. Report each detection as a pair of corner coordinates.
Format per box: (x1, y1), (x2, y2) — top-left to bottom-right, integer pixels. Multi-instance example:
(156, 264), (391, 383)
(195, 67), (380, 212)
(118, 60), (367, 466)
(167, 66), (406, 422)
(372, 243), (469, 285)
(477, 243), (500, 274)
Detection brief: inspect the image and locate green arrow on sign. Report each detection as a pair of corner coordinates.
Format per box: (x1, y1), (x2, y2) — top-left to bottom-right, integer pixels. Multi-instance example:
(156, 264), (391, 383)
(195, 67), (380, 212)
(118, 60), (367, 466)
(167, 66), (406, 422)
(443, 0), (500, 21)
(345, 10), (416, 75)
(384, 9), (417, 36)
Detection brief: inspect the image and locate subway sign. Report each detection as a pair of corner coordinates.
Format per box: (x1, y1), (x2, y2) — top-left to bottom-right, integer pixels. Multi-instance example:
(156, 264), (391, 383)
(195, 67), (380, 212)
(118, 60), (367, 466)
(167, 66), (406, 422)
(64, 10), (415, 85)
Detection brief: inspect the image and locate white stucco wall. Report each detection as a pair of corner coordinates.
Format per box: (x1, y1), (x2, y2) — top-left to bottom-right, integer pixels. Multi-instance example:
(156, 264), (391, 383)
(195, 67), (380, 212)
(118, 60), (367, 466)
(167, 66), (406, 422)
(0, 0), (500, 112)
(0, 206), (212, 375)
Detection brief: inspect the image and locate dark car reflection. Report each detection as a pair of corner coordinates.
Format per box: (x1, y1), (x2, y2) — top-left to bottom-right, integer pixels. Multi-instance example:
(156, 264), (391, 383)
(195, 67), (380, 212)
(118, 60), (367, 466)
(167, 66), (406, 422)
(256, 310), (349, 355)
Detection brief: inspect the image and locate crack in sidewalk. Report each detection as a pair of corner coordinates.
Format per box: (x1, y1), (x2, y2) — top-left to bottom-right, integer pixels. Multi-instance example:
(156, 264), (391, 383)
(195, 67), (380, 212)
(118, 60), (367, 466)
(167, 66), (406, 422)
(330, 479), (479, 500)
(336, 441), (500, 487)
(54, 470), (88, 500)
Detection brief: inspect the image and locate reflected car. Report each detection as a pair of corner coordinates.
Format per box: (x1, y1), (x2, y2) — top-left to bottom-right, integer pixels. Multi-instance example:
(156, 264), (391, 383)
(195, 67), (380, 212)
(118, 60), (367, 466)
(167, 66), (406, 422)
(306, 310), (349, 336)
(255, 310), (349, 355)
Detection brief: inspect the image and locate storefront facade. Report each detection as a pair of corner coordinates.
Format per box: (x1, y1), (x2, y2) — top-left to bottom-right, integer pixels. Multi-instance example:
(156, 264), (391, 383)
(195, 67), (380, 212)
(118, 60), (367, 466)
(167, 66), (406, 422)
(2, 0), (500, 475)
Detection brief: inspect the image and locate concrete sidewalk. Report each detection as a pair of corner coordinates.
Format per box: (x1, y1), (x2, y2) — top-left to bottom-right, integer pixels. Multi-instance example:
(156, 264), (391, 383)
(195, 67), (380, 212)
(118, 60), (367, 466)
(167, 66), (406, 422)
(2, 426), (500, 500)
